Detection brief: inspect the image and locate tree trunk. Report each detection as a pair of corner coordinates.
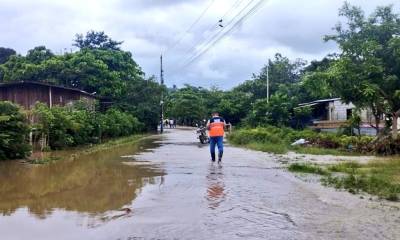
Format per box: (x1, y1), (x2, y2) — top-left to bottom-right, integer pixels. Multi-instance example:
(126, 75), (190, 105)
(392, 113), (398, 138)
(375, 116), (380, 136)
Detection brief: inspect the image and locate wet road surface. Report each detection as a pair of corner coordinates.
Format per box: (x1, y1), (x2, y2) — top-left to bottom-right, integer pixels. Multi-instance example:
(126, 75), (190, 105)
(0, 128), (399, 239)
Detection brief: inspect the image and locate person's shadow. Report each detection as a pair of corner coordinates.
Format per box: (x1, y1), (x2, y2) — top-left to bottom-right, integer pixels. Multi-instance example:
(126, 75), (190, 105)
(205, 164), (226, 209)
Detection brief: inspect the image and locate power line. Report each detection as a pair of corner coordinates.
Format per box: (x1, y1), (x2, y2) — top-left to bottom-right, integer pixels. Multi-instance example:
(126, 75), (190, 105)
(180, 0), (245, 62)
(181, 0), (267, 69)
(163, 0), (215, 54)
(185, 0), (258, 61)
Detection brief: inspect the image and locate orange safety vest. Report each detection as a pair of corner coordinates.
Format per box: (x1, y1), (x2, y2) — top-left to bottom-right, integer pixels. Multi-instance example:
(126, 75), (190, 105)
(208, 117), (225, 137)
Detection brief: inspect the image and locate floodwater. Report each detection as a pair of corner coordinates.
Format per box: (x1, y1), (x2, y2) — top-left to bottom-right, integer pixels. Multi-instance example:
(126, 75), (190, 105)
(0, 129), (399, 240)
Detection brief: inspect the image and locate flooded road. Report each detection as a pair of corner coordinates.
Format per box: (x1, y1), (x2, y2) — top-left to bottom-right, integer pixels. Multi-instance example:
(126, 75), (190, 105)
(0, 129), (399, 240)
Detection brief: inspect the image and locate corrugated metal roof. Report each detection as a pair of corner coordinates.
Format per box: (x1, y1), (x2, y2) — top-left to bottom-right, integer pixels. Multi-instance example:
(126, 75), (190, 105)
(298, 98), (341, 107)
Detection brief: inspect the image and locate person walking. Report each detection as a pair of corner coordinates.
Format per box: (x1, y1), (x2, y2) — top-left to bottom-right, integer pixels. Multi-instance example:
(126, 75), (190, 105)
(206, 111), (226, 162)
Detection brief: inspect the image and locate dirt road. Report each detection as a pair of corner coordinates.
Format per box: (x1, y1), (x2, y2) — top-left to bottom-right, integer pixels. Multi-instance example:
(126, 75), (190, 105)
(0, 128), (399, 239)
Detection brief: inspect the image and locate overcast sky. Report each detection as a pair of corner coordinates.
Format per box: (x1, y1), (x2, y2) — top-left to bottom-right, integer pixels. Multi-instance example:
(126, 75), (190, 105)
(0, 0), (398, 89)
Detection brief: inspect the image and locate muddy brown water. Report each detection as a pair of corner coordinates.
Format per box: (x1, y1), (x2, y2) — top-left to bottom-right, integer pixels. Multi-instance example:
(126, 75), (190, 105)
(0, 129), (399, 240)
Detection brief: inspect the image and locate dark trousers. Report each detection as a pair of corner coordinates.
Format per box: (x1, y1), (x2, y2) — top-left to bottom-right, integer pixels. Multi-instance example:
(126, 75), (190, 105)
(210, 136), (223, 160)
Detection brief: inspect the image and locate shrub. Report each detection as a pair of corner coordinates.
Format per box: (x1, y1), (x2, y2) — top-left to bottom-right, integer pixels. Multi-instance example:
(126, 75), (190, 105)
(33, 103), (143, 150)
(228, 125), (376, 154)
(0, 101), (31, 160)
(372, 136), (400, 155)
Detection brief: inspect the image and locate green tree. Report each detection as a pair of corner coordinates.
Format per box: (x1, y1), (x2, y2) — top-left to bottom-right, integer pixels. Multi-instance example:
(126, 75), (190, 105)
(246, 93), (293, 127)
(0, 101), (31, 160)
(73, 31), (123, 50)
(166, 86), (207, 126)
(325, 3), (400, 136)
(26, 46), (54, 64)
(0, 47), (16, 64)
(236, 53), (307, 101)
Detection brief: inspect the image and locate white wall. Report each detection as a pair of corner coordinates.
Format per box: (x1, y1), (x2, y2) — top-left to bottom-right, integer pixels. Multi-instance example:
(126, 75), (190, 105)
(329, 100), (355, 121)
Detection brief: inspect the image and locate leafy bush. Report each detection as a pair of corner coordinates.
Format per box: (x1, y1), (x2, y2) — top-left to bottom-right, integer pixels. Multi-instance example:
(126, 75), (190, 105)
(100, 108), (143, 139)
(228, 125), (377, 154)
(0, 101), (31, 160)
(372, 136), (400, 155)
(33, 103), (143, 150)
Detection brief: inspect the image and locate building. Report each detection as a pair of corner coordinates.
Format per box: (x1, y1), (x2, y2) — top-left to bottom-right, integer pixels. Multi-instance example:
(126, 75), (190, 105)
(0, 81), (97, 110)
(297, 98), (382, 135)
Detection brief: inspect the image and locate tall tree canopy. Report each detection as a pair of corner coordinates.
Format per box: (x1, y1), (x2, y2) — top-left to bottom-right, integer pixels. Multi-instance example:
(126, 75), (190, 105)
(324, 2), (400, 136)
(234, 53), (307, 101)
(0, 47), (16, 64)
(73, 30), (123, 50)
(0, 31), (162, 130)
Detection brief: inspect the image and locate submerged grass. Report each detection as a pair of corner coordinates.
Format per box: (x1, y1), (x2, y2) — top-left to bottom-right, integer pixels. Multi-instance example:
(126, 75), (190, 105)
(29, 134), (148, 164)
(289, 159), (400, 201)
(323, 158), (400, 201)
(29, 156), (62, 164)
(83, 134), (147, 154)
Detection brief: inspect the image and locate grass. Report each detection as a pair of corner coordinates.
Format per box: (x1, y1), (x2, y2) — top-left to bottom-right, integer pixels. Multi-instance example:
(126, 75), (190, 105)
(327, 159), (400, 201)
(289, 146), (362, 156)
(288, 163), (330, 175)
(288, 159), (400, 201)
(29, 134), (147, 164)
(29, 156), (61, 164)
(82, 134), (147, 154)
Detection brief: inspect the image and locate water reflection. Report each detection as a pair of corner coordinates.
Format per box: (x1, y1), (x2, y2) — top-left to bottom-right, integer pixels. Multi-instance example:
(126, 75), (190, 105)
(0, 137), (165, 219)
(206, 164), (226, 209)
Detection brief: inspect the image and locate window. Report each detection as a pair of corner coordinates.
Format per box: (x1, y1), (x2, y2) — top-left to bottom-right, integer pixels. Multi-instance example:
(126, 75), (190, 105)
(346, 109), (353, 120)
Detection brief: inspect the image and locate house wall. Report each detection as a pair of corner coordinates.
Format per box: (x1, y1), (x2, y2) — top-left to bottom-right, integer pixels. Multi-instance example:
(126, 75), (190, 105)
(329, 100), (374, 122)
(320, 127), (377, 136)
(0, 84), (50, 109)
(0, 83), (96, 110)
(329, 100), (355, 121)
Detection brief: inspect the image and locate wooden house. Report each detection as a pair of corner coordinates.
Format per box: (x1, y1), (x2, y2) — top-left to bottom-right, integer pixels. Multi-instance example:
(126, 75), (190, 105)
(0, 81), (97, 110)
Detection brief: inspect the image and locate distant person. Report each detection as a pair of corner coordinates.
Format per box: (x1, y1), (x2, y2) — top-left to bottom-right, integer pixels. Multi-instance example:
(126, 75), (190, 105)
(169, 119), (174, 128)
(206, 111), (226, 162)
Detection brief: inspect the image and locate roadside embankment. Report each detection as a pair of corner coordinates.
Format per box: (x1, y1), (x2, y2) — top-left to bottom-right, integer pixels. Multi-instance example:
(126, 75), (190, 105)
(227, 126), (400, 201)
(27, 134), (149, 164)
(227, 126), (374, 155)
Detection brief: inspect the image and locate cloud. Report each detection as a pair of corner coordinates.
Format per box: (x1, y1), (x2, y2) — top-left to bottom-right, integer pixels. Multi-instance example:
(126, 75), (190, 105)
(0, 0), (398, 89)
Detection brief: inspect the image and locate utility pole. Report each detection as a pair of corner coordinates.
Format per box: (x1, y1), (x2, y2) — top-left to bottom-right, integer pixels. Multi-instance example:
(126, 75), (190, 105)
(266, 59), (269, 103)
(160, 54), (164, 134)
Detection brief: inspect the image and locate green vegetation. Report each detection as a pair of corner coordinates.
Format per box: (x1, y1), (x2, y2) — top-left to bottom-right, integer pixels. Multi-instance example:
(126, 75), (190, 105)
(0, 31), (163, 160)
(81, 134), (146, 155)
(227, 126), (375, 155)
(29, 134), (147, 164)
(288, 160), (400, 201)
(165, 3), (400, 156)
(323, 3), (400, 137)
(288, 163), (329, 175)
(32, 102), (143, 150)
(290, 146), (359, 156)
(29, 156), (61, 164)
(0, 101), (31, 160)
(0, 31), (163, 130)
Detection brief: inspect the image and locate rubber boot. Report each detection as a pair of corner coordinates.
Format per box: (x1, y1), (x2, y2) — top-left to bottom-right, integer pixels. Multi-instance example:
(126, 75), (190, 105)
(211, 152), (216, 162)
(218, 152), (223, 162)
